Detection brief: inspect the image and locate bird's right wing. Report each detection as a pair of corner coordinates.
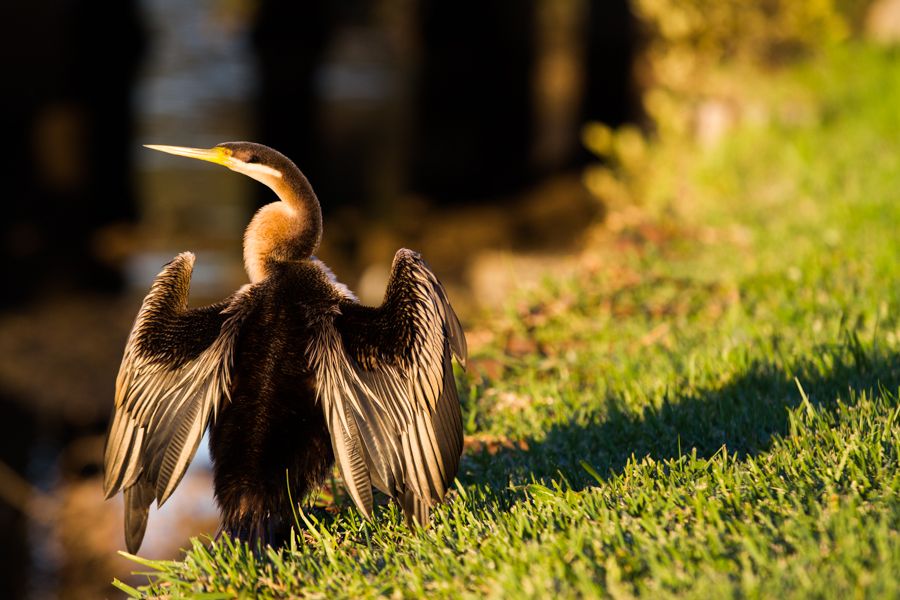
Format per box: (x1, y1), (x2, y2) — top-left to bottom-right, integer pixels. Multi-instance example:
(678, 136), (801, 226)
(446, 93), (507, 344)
(102, 252), (257, 552)
(311, 249), (466, 526)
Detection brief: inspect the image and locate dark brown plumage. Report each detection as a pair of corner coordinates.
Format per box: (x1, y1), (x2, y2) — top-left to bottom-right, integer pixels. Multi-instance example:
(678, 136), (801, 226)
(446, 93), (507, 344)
(103, 142), (466, 552)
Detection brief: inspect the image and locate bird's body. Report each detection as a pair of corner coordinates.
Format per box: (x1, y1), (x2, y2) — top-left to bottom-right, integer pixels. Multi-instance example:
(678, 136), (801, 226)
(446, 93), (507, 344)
(210, 259), (341, 546)
(103, 143), (466, 553)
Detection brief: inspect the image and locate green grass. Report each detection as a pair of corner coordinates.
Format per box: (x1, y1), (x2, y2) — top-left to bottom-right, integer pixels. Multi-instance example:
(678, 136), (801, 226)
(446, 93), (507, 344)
(117, 44), (900, 598)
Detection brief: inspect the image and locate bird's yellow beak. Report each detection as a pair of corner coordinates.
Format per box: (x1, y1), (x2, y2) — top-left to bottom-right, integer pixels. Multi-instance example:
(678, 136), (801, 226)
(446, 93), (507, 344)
(144, 144), (233, 166)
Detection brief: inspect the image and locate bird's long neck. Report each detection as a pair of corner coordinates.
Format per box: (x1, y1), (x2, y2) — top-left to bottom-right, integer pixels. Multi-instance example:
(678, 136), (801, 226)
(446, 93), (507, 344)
(242, 165), (323, 283)
(278, 165), (323, 254)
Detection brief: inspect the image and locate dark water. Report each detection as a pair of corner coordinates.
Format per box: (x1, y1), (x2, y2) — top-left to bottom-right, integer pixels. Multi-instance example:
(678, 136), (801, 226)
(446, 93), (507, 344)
(2, 2), (256, 597)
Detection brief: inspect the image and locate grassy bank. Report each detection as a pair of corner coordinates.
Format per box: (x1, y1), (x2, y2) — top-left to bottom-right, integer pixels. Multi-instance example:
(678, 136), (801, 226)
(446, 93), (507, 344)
(118, 44), (900, 598)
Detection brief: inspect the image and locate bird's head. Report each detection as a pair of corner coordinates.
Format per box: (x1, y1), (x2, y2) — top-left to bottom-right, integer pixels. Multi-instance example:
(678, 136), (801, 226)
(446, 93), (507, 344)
(145, 141), (322, 280)
(145, 141), (294, 189)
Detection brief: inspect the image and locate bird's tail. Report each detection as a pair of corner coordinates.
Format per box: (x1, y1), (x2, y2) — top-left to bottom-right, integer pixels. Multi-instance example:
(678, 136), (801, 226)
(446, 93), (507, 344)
(218, 512), (293, 552)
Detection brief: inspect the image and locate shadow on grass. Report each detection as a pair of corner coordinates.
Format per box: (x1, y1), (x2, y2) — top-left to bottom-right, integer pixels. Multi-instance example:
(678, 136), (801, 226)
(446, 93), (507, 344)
(462, 338), (900, 494)
(173, 339), (900, 572)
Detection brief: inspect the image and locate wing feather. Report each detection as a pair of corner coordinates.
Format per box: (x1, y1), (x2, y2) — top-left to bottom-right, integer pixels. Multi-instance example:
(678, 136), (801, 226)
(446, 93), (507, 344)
(312, 249), (466, 527)
(322, 381), (374, 518)
(102, 252), (256, 552)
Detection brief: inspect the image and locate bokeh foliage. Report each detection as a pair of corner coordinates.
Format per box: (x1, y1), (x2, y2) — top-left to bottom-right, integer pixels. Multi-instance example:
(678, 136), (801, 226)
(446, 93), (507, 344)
(633, 0), (857, 131)
(584, 0), (874, 208)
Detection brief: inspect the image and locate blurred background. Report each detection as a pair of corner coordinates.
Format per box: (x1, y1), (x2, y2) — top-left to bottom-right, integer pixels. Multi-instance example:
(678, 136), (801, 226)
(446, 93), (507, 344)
(0, 0), (891, 597)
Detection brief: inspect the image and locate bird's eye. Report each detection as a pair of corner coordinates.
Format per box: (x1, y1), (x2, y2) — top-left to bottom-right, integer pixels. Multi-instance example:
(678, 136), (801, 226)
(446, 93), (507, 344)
(246, 154), (259, 164)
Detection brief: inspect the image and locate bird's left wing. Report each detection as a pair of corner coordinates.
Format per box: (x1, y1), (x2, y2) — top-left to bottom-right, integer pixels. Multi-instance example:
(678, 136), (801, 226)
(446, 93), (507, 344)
(102, 252), (257, 552)
(311, 249), (466, 527)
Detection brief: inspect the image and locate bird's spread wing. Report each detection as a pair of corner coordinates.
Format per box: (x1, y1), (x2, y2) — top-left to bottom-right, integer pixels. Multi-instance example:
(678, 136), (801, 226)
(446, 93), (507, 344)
(312, 249), (467, 526)
(103, 252), (256, 552)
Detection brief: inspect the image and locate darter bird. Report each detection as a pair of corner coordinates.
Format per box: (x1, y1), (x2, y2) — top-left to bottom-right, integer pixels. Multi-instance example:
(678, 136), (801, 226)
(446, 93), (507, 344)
(103, 142), (466, 553)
